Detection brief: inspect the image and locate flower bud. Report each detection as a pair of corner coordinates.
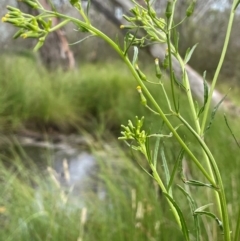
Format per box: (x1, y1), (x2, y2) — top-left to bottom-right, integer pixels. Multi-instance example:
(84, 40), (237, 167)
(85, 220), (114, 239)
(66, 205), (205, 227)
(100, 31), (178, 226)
(19, 0), (39, 9)
(137, 86), (147, 106)
(186, 0), (196, 17)
(162, 50), (169, 69)
(33, 36), (45, 52)
(135, 65), (147, 81)
(155, 58), (162, 79)
(13, 28), (25, 39)
(21, 31), (41, 39)
(6, 6), (21, 12)
(25, 22), (39, 31)
(165, 0), (173, 19)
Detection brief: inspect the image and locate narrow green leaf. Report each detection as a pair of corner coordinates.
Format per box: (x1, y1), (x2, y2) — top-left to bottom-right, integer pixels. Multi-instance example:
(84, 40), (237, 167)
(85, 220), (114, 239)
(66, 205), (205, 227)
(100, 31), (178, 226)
(124, 28), (139, 56)
(146, 137), (152, 164)
(153, 136), (161, 168)
(194, 203), (213, 212)
(182, 179), (218, 190)
(173, 71), (186, 90)
(224, 113), (240, 148)
(194, 210), (223, 232)
(129, 145), (154, 178)
(198, 71), (209, 117)
(132, 46), (139, 66)
(178, 185), (200, 241)
(184, 43), (198, 64)
(163, 193), (190, 241)
(167, 148), (184, 192)
(160, 143), (171, 196)
(205, 93), (228, 133)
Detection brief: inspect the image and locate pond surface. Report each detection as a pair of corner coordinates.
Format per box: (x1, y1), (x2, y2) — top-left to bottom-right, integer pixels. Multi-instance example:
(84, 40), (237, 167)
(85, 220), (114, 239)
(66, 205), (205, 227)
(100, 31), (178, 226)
(1, 134), (103, 200)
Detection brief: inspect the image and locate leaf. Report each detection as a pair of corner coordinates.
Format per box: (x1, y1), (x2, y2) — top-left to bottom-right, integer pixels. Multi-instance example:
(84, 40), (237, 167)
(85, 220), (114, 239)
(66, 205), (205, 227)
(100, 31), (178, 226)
(194, 209), (223, 233)
(145, 136), (152, 164)
(224, 113), (240, 149)
(184, 43), (198, 64)
(132, 46), (139, 66)
(124, 27), (139, 56)
(129, 145), (154, 178)
(173, 71), (186, 90)
(160, 143), (171, 196)
(194, 203), (213, 212)
(205, 92), (228, 133)
(177, 185), (200, 241)
(153, 136), (161, 168)
(198, 71), (209, 117)
(182, 179), (218, 190)
(163, 193), (190, 241)
(167, 148), (184, 192)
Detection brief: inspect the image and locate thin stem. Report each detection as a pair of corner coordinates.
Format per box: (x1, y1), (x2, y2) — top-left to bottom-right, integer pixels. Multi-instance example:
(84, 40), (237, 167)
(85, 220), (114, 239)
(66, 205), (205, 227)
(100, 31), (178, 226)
(40, 9), (230, 240)
(174, 51), (201, 133)
(177, 114), (230, 241)
(166, 0), (178, 111)
(200, 1), (237, 134)
(150, 163), (182, 229)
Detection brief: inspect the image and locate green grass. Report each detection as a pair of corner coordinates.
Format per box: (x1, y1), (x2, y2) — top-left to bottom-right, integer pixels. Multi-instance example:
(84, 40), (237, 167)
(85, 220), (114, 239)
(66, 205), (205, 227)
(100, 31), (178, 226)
(1, 54), (240, 240)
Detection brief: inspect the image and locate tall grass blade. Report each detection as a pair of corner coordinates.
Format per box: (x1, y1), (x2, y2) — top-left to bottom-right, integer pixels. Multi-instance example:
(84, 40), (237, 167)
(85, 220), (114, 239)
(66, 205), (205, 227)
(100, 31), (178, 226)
(178, 185), (200, 241)
(198, 71), (208, 117)
(167, 148), (184, 192)
(163, 193), (190, 241)
(224, 113), (240, 148)
(160, 143), (171, 196)
(234, 205), (240, 241)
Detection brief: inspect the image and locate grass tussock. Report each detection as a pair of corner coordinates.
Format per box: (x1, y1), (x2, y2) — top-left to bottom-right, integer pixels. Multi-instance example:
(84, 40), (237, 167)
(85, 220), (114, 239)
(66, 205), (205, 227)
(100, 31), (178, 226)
(1, 54), (240, 240)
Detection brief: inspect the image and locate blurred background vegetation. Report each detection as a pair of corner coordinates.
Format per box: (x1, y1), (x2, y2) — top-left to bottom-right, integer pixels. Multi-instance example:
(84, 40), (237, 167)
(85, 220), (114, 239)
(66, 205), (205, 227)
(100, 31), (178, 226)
(0, 1), (240, 240)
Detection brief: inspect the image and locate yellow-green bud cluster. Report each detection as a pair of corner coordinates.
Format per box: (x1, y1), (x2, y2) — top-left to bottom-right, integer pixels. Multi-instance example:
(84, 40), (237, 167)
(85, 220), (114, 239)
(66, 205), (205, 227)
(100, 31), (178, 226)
(2, 5), (51, 51)
(119, 116), (147, 146)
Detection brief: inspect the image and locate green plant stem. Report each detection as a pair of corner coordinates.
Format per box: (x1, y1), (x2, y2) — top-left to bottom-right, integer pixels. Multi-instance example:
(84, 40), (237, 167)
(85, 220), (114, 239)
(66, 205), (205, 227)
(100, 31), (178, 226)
(173, 46), (222, 229)
(177, 114), (230, 241)
(150, 163), (182, 229)
(50, 12), (216, 186)
(174, 52), (201, 133)
(200, 1), (237, 135)
(40, 9), (230, 241)
(166, 0), (177, 111)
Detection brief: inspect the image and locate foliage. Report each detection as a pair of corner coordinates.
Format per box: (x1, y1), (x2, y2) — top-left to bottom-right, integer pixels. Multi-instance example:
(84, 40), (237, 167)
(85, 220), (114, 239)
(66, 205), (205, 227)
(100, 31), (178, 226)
(2, 0), (240, 241)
